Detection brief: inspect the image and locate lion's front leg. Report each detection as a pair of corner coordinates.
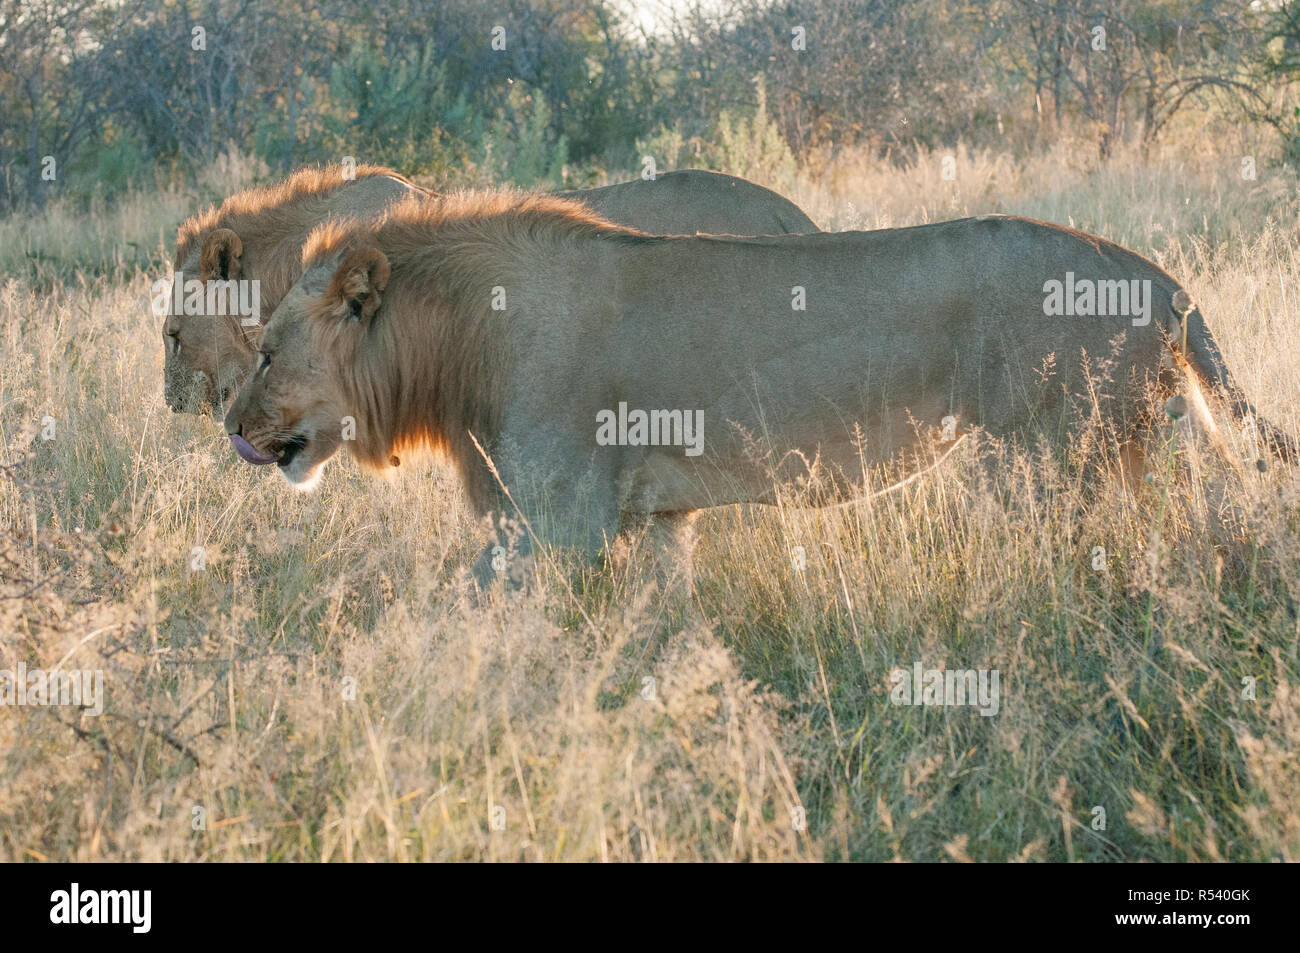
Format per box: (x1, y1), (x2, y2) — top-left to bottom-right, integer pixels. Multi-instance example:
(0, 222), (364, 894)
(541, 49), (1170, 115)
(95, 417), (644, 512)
(468, 440), (623, 596)
(469, 519), (536, 594)
(614, 509), (700, 596)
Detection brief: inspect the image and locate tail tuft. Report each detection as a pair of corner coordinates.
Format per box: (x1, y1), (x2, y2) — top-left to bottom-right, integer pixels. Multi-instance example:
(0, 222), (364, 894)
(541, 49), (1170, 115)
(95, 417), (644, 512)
(1169, 293), (1297, 465)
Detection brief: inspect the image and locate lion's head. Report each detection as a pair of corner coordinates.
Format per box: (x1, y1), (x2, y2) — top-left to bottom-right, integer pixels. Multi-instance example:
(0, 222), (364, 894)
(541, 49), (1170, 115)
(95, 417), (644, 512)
(223, 246), (391, 490)
(162, 228), (259, 416)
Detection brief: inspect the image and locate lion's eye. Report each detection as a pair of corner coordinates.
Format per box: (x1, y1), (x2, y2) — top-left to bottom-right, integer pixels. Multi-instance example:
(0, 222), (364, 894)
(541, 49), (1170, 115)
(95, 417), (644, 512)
(258, 351), (271, 374)
(166, 332), (181, 355)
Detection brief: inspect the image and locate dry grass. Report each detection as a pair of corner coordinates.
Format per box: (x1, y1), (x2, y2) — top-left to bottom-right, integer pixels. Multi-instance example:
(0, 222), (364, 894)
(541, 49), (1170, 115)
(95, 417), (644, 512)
(2, 137), (1298, 861)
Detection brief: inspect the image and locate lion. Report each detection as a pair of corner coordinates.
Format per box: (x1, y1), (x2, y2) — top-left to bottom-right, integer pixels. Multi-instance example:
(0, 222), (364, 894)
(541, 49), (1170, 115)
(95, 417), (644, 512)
(163, 166), (818, 415)
(222, 190), (1295, 591)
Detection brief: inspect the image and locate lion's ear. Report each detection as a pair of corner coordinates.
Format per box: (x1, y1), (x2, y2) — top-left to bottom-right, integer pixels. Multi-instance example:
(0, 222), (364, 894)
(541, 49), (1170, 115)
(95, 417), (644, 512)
(199, 228), (243, 281)
(326, 248), (390, 325)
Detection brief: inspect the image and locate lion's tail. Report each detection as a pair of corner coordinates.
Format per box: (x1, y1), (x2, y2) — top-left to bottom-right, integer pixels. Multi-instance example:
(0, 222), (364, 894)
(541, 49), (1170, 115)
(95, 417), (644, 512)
(1169, 290), (1298, 464)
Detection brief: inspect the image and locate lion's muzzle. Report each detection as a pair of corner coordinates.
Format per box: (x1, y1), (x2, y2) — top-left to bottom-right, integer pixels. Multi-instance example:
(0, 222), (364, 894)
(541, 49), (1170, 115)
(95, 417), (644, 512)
(229, 433), (279, 465)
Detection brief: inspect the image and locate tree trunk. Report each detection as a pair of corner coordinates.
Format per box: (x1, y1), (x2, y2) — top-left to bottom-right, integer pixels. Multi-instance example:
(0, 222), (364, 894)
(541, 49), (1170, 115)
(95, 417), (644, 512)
(25, 77), (46, 211)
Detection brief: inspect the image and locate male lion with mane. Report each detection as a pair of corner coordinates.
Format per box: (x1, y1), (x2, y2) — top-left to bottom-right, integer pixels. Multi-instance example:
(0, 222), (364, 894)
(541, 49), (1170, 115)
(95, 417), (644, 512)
(164, 166), (817, 416)
(223, 190), (1295, 591)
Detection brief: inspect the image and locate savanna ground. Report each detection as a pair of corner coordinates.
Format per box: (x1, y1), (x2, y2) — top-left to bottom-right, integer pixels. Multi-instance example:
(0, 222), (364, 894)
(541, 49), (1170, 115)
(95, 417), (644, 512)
(2, 128), (1299, 862)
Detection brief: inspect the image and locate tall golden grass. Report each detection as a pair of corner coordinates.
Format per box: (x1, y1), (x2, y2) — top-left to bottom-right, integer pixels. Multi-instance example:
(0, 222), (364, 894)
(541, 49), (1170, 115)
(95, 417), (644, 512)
(1, 137), (1298, 861)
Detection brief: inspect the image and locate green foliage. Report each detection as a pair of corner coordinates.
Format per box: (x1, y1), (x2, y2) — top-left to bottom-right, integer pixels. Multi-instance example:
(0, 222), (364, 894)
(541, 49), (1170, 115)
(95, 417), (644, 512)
(479, 88), (570, 188)
(701, 79), (798, 190)
(637, 78), (796, 189)
(4, 0), (1300, 209)
(320, 41), (477, 176)
(1254, 2), (1300, 164)
(84, 129), (147, 197)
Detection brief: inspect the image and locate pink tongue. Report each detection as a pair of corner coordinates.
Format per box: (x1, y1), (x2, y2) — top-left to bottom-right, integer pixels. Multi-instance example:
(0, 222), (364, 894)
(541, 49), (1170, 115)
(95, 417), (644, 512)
(229, 434), (279, 466)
